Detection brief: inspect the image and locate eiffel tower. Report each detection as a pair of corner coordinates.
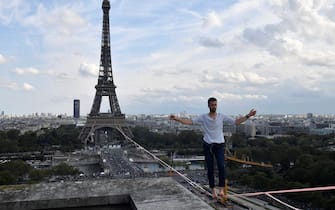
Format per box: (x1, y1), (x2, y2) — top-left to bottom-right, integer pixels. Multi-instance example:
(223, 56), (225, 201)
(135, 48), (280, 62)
(80, 0), (133, 147)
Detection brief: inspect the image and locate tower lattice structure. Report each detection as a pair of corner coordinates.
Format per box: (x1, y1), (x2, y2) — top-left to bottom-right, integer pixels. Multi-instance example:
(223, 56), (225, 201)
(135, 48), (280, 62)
(80, 0), (132, 146)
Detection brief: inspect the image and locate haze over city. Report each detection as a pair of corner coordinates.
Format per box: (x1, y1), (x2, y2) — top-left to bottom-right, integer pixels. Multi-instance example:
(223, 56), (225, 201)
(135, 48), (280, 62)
(1, 0), (335, 116)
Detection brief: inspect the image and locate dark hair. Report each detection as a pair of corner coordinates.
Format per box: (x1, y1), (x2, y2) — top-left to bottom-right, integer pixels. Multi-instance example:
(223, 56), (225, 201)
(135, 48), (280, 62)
(208, 97), (217, 105)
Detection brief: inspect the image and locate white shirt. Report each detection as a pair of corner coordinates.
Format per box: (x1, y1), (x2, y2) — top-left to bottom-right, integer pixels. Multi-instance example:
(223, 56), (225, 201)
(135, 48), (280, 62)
(192, 113), (235, 144)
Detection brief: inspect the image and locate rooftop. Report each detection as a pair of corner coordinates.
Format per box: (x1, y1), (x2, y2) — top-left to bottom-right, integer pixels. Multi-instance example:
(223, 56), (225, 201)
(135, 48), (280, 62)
(0, 177), (213, 210)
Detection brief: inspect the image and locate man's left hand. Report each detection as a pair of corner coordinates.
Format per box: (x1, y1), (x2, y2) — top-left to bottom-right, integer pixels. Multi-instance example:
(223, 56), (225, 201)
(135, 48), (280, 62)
(248, 109), (256, 117)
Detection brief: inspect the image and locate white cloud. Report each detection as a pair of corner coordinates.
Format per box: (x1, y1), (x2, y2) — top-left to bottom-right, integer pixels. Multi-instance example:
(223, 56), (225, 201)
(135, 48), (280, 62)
(243, 0), (335, 66)
(47, 71), (72, 80)
(179, 8), (202, 19)
(0, 54), (6, 64)
(300, 50), (335, 67)
(14, 67), (40, 75)
(21, 3), (95, 54)
(294, 68), (335, 94)
(0, 0), (25, 24)
(23, 82), (34, 91)
(24, 4), (86, 35)
(211, 90), (267, 101)
(202, 11), (222, 28)
(78, 63), (98, 77)
(280, 35), (304, 53)
(1, 80), (33, 91)
(203, 71), (274, 85)
(7, 82), (19, 90)
(13, 67), (72, 81)
(244, 94), (268, 99)
(176, 95), (206, 102)
(198, 36), (224, 48)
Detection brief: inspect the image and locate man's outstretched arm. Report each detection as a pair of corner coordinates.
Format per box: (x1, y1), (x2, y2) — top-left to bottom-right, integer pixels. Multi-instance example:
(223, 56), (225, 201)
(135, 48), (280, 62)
(169, 115), (193, 125)
(235, 109), (256, 125)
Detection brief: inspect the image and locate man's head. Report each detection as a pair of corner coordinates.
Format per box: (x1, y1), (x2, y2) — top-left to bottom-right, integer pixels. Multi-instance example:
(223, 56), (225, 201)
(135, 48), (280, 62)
(208, 97), (217, 113)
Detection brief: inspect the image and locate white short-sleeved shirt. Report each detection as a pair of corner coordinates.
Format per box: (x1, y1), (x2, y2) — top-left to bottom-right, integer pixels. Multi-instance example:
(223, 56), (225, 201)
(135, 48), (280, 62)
(192, 113), (235, 144)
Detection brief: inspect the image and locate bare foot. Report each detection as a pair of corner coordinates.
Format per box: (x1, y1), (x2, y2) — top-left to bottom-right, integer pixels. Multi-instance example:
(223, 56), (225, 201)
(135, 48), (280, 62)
(211, 188), (217, 199)
(218, 191), (228, 201)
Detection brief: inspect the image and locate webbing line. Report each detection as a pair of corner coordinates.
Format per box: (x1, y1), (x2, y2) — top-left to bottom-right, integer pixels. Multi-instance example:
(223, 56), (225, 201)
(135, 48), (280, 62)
(118, 129), (212, 197)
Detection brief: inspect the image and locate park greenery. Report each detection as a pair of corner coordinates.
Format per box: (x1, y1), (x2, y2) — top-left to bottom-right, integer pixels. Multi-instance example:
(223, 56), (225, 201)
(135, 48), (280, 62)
(0, 125), (82, 185)
(0, 125), (82, 153)
(0, 160), (80, 185)
(0, 125), (334, 208)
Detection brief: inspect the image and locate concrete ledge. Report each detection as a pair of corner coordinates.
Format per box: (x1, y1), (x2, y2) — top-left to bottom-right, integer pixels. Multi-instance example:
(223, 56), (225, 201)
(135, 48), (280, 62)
(0, 194), (134, 210)
(0, 177), (213, 210)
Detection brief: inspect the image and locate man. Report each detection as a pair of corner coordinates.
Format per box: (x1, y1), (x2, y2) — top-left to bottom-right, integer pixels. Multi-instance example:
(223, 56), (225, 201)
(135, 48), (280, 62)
(169, 97), (256, 199)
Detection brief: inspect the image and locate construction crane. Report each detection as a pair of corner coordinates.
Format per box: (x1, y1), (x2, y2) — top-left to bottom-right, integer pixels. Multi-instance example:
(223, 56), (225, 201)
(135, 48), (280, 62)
(225, 145), (273, 168)
(224, 132), (273, 168)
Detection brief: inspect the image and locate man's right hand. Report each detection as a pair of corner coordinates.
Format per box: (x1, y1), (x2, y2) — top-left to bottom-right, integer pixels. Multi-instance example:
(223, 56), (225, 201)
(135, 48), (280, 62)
(169, 115), (176, 120)
(169, 115), (193, 125)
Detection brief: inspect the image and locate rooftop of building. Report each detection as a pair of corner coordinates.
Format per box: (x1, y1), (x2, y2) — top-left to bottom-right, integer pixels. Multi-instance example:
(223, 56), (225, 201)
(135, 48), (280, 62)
(0, 177), (213, 210)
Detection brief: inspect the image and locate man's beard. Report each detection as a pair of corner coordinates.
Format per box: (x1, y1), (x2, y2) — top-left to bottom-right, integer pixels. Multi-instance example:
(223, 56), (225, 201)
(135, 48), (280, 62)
(209, 108), (216, 113)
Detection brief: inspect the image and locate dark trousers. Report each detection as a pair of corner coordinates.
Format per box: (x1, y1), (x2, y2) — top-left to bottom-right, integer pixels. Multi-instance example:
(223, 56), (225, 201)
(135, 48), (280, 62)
(203, 142), (225, 188)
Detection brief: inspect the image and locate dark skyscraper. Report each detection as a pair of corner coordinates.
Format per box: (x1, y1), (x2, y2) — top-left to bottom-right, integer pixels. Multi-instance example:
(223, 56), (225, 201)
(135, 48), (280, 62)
(73, 99), (80, 118)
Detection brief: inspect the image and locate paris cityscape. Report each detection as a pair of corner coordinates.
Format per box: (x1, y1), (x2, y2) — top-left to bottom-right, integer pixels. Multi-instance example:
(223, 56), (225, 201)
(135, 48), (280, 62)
(1, 111), (335, 137)
(1, 0), (335, 210)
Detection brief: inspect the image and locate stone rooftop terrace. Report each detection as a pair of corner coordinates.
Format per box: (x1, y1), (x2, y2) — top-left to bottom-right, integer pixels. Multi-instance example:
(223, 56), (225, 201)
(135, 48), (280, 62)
(0, 177), (213, 210)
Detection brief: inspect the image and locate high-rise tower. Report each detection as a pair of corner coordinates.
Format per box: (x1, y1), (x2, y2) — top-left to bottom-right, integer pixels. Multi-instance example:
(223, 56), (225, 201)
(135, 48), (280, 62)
(73, 99), (80, 119)
(80, 0), (132, 147)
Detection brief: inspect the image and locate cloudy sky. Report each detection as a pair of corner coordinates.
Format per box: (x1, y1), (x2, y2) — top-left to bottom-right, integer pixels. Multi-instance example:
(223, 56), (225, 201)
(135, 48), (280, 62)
(1, 0), (335, 116)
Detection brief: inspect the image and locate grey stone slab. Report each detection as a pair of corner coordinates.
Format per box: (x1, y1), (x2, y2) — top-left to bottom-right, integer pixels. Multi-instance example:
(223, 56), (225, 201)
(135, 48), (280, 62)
(0, 177), (214, 210)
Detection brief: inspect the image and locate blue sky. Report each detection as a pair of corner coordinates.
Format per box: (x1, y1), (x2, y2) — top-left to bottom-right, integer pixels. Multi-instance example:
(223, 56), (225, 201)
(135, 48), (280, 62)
(1, 0), (335, 116)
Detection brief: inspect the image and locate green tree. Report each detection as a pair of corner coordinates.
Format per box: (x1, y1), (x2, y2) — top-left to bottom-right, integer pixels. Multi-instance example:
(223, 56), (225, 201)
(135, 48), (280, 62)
(29, 170), (44, 182)
(231, 134), (247, 147)
(51, 163), (80, 176)
(6, 129), (20, 140)
(296, 154), (314, 169)
(0, 160), (32, 177)
(0, 138), (19, 153)
(176, 130), (202, 148)
(252, 171), (270, 189)
(18, 131), (39, 152)
(0, 171), (16, 185)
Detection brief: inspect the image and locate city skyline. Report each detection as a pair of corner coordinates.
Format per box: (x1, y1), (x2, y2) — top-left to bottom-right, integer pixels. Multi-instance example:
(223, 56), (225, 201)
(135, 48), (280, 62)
(1, 0), (335, 116)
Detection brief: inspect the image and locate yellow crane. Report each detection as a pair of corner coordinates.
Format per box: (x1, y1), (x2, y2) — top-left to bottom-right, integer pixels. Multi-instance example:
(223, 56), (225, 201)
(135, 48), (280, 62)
(225, 151), (273, 168)
(224, 133), (273, 168)
(218, 135), (273, 203)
